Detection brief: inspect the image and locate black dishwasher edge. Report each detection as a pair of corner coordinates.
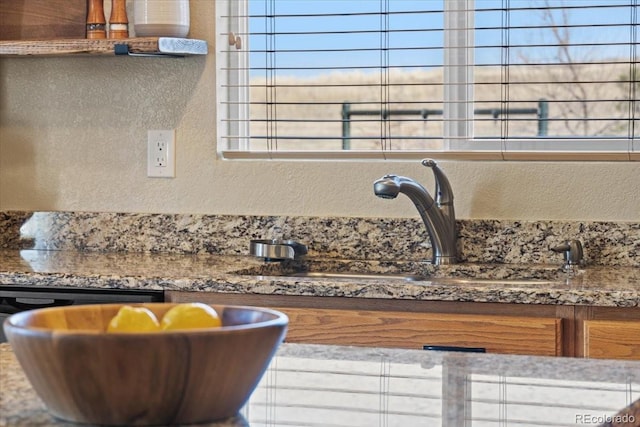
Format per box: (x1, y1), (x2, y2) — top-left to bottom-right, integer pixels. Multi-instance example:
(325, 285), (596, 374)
(0, 285), (164, 303)
(0, 286), (165, 342)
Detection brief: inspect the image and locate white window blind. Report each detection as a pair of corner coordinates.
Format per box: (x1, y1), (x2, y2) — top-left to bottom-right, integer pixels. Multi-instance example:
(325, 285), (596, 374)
(217, 0), (640, 160)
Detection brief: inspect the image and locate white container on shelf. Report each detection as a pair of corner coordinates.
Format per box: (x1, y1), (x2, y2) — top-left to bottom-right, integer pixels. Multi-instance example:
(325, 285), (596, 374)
(133, 0), (190, 38)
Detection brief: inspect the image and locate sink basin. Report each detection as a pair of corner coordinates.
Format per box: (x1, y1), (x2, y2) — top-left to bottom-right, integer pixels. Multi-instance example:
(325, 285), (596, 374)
(428, 277), (561, 286)
(291, 272), (426, 282)
(236, 260), (571, 285)
(291, 272), (559, 285)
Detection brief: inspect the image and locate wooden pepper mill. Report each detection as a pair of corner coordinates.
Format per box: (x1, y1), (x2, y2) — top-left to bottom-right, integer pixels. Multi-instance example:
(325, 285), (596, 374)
(109, 0), (129, 39)
(86, 0), (107, 39)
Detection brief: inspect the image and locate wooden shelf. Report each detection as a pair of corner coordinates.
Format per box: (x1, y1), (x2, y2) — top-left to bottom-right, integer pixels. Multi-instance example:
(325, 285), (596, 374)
(0, 37), (208, 57)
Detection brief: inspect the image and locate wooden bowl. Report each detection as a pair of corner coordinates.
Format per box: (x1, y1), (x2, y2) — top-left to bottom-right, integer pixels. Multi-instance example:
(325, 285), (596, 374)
(3, 303), (288, 426)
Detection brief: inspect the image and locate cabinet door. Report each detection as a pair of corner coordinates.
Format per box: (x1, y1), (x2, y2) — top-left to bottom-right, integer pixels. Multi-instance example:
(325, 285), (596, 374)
(583, 320), (640, 360)
(274, 307), (563, 356)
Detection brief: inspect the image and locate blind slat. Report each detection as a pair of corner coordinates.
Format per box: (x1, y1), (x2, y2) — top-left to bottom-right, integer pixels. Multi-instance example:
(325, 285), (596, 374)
(217, 0), (639, 155)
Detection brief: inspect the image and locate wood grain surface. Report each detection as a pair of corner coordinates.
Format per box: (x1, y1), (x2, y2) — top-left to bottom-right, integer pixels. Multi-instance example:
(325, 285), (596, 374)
(0, 37), (207, 56)
(0, 0), (86, 40)
(275, 306), (563, 356)
(584, 320), (640, 360)
(4, 303), (288, 425)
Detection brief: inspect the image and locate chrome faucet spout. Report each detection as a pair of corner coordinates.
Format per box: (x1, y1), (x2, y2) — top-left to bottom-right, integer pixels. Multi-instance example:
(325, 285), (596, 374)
(374, 159), (457, 265)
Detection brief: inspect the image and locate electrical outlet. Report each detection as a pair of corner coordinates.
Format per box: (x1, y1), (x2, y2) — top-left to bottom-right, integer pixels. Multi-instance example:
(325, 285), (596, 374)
(147, 130), (175, 178)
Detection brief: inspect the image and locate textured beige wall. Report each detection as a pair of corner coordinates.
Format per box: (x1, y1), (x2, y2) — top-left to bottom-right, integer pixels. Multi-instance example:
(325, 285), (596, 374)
(0, 1), (639, 221)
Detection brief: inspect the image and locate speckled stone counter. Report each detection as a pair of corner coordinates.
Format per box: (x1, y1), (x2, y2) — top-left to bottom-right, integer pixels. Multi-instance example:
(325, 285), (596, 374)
(0, 249), (638, 307)
(0, 211), (638, 307)
(1, 342), (639, 426)
(1, 211), (639, 266)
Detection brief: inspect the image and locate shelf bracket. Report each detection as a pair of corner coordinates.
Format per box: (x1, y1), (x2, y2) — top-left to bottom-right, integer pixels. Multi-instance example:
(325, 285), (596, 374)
(114, 43), (185, 58)
(113, 43), (129, 55)
(113, 38), (207, 57)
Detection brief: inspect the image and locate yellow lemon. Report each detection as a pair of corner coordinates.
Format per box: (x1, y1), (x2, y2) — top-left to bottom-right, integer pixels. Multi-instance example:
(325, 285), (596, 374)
(160, 303), (222, 331)
(107, 306), (161, 333)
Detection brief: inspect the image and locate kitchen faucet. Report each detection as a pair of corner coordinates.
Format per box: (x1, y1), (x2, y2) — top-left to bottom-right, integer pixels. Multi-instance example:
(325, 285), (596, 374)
(373, 159), (457, 265)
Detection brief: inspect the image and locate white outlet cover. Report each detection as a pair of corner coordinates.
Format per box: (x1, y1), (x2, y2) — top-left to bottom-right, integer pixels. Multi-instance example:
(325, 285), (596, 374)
(147, 130), (175, 178)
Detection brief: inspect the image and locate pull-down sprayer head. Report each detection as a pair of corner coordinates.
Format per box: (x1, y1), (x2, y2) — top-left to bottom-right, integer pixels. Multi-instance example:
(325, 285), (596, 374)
(374, 174), (436, 210)
(373, 175), (402, 199)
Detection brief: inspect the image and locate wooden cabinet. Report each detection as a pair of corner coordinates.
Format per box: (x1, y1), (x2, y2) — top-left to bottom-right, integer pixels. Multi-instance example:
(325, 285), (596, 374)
(272, 307), (562, 356)
(167, 290), (640, 359)
(575, 306), (640, 360)
(166, 291), (565, 357)
(583, 320), (640, 360)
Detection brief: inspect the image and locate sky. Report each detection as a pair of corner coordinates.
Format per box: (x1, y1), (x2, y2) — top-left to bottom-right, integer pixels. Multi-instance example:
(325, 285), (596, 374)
(245, 0), (634, 77)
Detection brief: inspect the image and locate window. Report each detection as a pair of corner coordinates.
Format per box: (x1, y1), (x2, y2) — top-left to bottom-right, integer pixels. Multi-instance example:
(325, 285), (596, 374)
(217, 0), (639, 160)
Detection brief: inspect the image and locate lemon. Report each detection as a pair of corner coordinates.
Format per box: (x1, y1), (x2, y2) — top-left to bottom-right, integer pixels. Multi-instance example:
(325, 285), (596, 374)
(160, 303), (222, 331)
(107, 306), (161, 333)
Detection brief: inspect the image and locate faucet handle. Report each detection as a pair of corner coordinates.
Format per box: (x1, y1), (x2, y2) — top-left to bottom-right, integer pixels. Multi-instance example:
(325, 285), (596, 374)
(550, 240), (584, 270)
(421, 159), (453, 207)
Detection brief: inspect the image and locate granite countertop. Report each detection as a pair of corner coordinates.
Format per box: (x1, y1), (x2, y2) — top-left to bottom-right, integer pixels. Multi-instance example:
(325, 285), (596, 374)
(1, 342), (639, 426)
(0, 249), (639, 307)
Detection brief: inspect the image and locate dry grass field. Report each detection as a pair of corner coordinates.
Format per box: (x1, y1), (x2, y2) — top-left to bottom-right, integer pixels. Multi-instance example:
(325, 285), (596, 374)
(247, 62), (633, 151)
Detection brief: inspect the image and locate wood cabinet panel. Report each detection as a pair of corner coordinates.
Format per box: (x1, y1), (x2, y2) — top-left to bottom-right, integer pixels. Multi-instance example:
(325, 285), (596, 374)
(276, 307), (562, 356)
(273, 307), (562, 356)
(166, 291), (563, 356)
(583, 320), (640, 360)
